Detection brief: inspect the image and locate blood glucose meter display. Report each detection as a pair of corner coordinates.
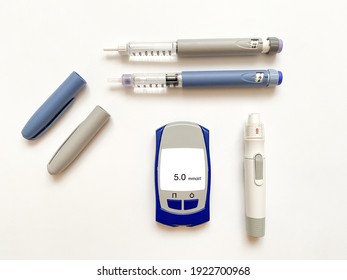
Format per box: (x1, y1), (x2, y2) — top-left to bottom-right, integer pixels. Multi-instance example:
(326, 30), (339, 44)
(159, 148), (206, 191)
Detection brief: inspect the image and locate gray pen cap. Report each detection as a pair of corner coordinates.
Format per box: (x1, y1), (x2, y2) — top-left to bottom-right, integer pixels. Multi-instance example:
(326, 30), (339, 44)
(47, 105), (110, 175)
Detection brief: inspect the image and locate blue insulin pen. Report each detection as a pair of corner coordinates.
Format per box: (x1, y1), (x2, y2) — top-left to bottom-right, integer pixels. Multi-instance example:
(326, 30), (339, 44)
(109, 69), (282, 89)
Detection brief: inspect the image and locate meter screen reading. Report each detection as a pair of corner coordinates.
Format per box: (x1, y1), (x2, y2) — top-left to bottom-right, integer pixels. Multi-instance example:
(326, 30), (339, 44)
(160, 148), (205, 191)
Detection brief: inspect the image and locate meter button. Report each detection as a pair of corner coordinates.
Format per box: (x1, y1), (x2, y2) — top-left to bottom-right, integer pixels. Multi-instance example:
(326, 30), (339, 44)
(184, 199), (199, 210)
(167, 199), (182, 210)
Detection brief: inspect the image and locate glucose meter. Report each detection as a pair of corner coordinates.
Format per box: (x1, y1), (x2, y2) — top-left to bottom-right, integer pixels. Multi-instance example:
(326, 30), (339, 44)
(155, 122), (211, 227)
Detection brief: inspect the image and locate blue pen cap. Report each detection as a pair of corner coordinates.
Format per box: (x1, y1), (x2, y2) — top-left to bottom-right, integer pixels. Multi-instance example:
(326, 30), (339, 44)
(21, 71), (86, 140)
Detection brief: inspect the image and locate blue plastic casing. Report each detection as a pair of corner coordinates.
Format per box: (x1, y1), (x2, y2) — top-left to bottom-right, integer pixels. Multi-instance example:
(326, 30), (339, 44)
(154, 123), (211, 227)
(182, 69), (282, 88)
(21, 71), (86, 140)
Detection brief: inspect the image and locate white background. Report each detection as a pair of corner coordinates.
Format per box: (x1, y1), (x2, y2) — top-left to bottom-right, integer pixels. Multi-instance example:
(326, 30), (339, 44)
(0, 0), (347, 260)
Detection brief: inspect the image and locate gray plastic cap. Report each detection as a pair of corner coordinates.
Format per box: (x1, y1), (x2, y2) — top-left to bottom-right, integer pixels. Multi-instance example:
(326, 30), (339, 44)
(47, 106), (110, 175)
(267, 37), (283, 54)
(246, 216), (265, 237)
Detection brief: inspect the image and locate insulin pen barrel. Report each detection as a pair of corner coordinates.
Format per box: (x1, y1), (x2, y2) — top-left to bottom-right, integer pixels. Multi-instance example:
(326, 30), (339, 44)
(182, 69), (282, 88)
(244, 114), (266, 237)
(177, 37), (282, 56)
(105, 37), (282, 57)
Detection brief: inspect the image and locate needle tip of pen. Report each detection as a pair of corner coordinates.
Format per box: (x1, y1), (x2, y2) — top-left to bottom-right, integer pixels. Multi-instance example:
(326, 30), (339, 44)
(108, 77), (122, 83)
(104, 48), (117, 51)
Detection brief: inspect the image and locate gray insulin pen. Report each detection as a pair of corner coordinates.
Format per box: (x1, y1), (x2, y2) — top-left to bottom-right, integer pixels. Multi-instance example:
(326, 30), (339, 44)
(104, 37), (282, 57)
(108, 69), (283, 89)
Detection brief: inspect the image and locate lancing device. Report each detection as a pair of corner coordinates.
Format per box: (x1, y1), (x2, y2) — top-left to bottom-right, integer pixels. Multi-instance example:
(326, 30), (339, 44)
(109, 69), (282, 89)
(104, 37), (282, 57)
(244, 113), (266, 237)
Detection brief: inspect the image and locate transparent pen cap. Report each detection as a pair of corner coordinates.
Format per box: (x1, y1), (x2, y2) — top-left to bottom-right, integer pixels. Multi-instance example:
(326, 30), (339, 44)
(109, 73), (181, 88)
(105, 42), (177, 57)
(107, 75), (134, 87)
(132, 73), (168, 88)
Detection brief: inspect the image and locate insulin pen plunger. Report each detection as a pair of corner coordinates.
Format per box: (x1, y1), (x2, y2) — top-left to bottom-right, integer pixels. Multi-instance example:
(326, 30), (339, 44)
(244, 113), (266, 237)
(104, 37), (282, 57)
